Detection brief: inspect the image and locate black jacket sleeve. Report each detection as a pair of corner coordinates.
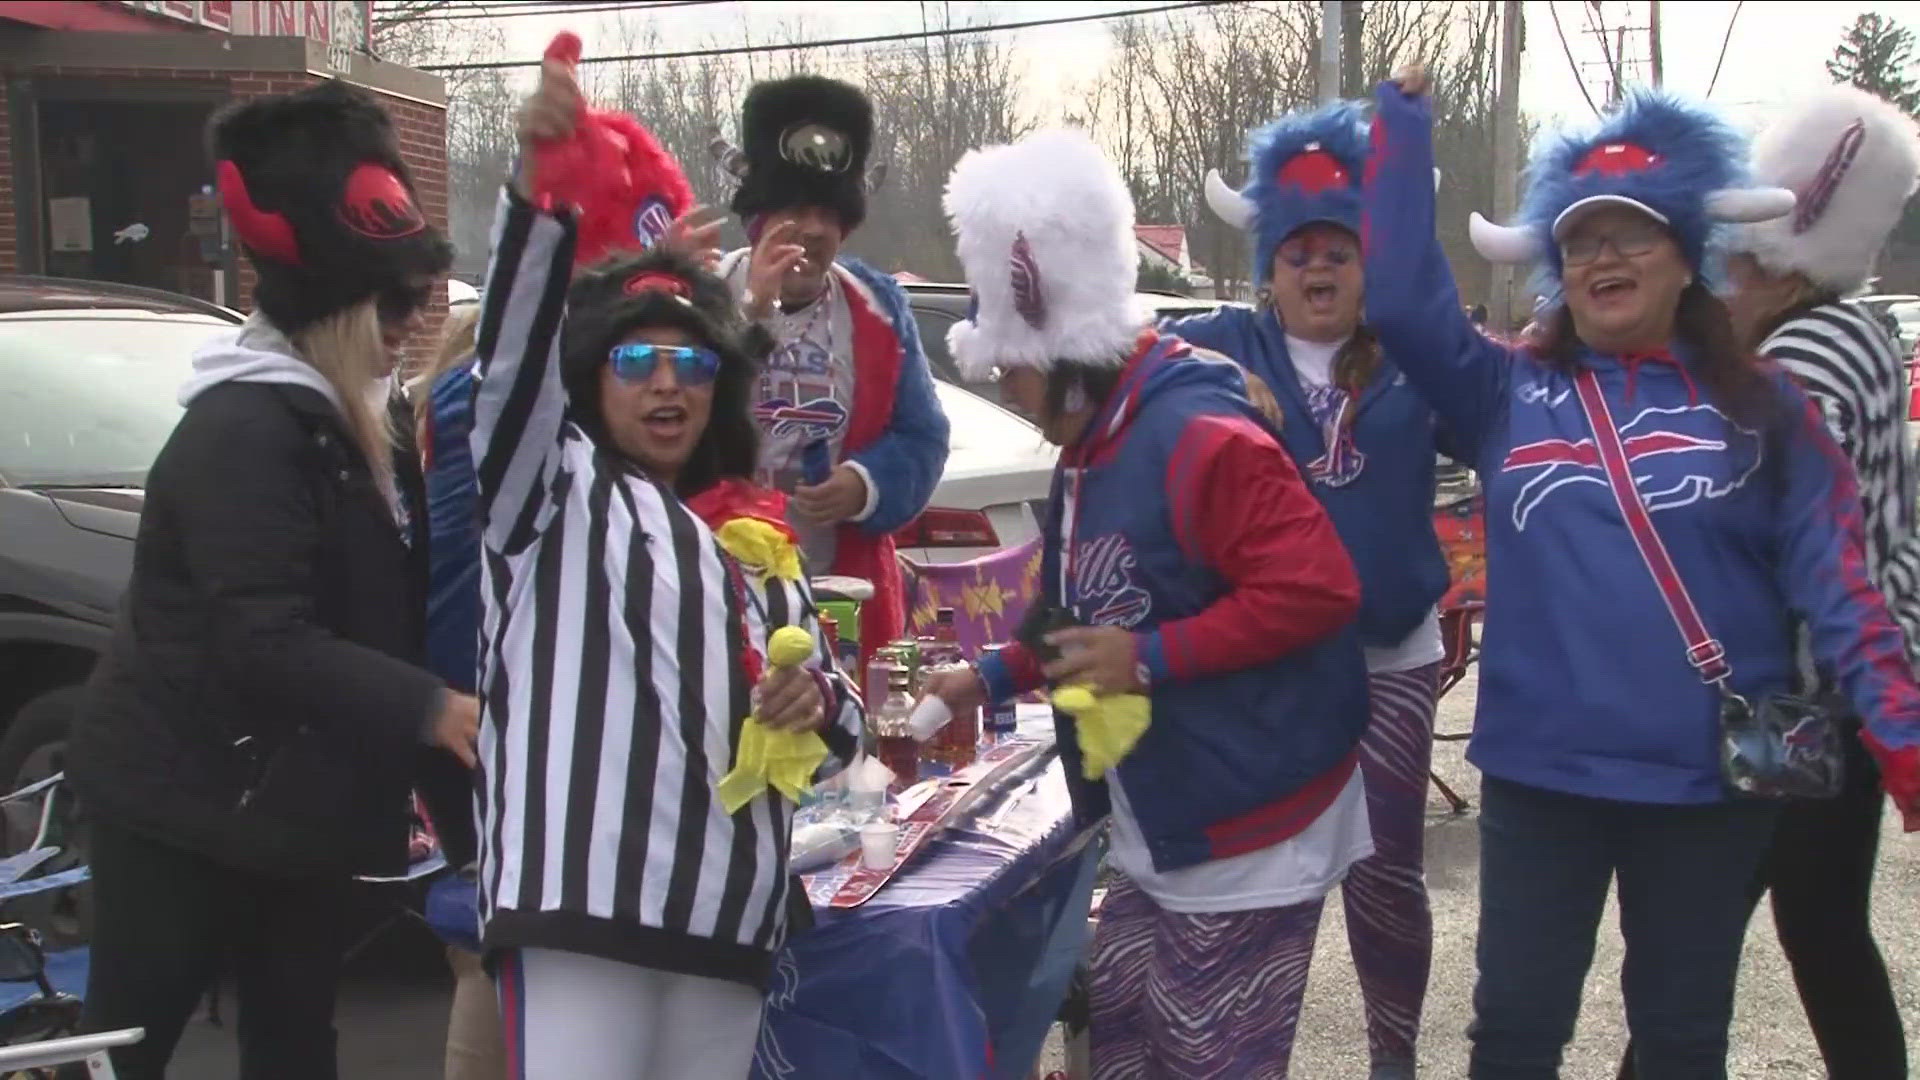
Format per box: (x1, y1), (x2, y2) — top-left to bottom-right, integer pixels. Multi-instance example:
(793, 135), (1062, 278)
(167, 401), (444, 755)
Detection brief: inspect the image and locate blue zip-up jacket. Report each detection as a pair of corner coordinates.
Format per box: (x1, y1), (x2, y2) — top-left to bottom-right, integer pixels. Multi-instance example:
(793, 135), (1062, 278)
(980, 333), (1370, 872)
(424, 361), (480, 693)
(1164, 306), (1449, 647)
(1363, 81), (1920, 805)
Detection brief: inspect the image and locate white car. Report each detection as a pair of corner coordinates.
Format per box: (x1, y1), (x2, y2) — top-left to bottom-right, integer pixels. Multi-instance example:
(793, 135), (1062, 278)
(896, 382), (1056, 565)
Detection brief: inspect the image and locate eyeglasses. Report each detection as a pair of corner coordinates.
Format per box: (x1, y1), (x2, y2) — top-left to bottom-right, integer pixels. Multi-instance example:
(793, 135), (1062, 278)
(607, 342), (721, 386)
(377, 282), (433, 323)
(1559, 222), (1667, 266)
(1276, 239), (1356, 269)
(778, 122), (854, 174)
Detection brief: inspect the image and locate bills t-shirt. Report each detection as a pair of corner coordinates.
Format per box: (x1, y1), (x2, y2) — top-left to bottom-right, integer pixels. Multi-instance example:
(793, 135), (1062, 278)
(725, 257), (857, 569)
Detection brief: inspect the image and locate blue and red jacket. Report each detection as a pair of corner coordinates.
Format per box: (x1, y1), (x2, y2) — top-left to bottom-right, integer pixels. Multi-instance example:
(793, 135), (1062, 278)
(1363, 80), (1920, 810)
(1164, 306), (1451, 648)
(979, 331), (1369, 873)
(828, 258), (951, 658)
(423, 362), (480, 695)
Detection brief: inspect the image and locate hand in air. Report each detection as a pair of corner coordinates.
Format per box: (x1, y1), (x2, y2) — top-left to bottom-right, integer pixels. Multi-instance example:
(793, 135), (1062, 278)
(1391, 63), (1430, 97)
(664, 206), (726, 270)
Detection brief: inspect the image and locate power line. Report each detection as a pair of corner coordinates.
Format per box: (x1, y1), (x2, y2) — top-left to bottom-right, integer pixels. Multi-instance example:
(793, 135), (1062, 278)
(398, 0), (722, 22)
(1704, 0), (1743, 99)
(1548, 1), (1602, 118)
(416, 0), (1236, 71)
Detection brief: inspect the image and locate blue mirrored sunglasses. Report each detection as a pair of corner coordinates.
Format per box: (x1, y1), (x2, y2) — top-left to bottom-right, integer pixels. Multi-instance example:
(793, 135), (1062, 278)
(607, 343), (721, 386)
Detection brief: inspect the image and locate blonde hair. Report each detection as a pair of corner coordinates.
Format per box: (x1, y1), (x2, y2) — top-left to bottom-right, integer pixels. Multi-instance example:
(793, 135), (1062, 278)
(410, 303), (479, 438)
(289, 300), (397, 501)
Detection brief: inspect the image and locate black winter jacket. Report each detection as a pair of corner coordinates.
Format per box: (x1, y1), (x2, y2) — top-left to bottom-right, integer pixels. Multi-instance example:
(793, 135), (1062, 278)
(70, 382), (474, 878)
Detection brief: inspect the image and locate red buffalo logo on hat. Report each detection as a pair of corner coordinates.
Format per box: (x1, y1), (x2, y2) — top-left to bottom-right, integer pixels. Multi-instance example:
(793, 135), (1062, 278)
(1276, 143), (1349, 194)
(338, 163), (427, 240)
(1575, 142), (1662, 177)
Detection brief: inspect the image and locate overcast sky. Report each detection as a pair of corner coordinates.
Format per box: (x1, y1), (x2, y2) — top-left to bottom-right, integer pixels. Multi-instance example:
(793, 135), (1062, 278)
(471, 1), (1920, 131)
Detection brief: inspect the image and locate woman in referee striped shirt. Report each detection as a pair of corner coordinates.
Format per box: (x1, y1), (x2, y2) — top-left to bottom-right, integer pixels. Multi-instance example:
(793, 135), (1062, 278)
(470, 63), (860, 1080)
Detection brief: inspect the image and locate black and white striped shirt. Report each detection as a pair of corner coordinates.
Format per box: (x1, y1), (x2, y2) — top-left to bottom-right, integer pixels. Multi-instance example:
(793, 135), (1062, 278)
(1767, 300), (1920, 669)
(470, 190), (861, 987)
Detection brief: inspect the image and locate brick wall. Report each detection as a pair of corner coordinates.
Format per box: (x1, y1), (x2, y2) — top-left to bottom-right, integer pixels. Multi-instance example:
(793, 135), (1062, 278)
(0, 63), (450, 352)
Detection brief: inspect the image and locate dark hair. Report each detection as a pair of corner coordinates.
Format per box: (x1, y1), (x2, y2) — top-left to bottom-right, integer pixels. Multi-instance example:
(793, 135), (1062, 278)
(1526, 280), (1781, 429)
(560, 248), (765, 496)
(1043, 360), (1126, 427)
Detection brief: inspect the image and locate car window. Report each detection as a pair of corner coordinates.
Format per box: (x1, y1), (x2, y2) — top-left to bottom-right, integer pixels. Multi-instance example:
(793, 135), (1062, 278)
(911, 306), (962, 384)
(1890, 301), (1920, 327)
(0, 315), (227, 487)
(932, 380), (1045, 454)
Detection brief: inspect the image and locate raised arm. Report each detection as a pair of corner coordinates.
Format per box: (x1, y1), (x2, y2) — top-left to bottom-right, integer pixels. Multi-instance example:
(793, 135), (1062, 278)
(1770, 381), (1920, 828)
(469, 61), (579, 551)
(1362, 76), (1512, 459)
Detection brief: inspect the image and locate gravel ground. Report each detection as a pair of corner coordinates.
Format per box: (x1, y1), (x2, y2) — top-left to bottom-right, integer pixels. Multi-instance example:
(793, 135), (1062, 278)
(1038, 665), (1919, 1079)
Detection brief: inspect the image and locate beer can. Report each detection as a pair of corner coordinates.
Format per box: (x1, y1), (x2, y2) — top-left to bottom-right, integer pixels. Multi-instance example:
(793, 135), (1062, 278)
(980, 644), (1019, 736)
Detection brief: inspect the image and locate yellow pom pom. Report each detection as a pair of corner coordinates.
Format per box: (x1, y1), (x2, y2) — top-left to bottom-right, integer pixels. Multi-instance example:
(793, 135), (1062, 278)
(768, 625), (815, 668)
(1052, 685), (1097, 717)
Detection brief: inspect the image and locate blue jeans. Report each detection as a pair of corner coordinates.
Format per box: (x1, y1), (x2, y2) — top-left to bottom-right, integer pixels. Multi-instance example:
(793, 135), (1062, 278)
(1468, 776), (1780, 1080)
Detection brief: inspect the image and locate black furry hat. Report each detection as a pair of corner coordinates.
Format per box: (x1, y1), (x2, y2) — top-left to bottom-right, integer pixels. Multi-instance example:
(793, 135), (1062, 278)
(729, 75), (874, 233)
(210, 81), (452, 333)
(562, 248), (770, 492)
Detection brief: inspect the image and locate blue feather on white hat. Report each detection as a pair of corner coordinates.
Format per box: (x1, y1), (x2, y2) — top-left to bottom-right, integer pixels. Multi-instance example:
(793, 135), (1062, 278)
(1470, 91), (1795, 283)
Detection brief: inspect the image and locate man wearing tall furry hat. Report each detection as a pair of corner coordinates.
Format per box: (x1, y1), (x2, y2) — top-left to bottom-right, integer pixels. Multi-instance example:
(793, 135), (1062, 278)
(713, 74), (949, 659)
(921, 127), (1371, 1078)
(1616, 84), (1920, 1080)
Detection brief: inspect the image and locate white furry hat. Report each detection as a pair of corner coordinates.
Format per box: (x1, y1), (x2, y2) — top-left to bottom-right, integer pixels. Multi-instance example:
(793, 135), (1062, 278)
(1731, 86), (1920, 294)
(943, 128), (1149, 380)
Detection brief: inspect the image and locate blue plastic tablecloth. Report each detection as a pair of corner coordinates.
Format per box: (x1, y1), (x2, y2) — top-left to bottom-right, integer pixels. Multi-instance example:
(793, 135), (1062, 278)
(427, 735), (1097, 1080)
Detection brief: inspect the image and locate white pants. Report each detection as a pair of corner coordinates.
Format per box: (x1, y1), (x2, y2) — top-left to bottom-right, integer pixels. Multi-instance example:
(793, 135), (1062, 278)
(494, 947), (764, 1080)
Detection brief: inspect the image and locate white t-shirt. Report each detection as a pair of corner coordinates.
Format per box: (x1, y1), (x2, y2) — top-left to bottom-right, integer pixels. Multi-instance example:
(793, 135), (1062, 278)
(1108, 768), (1374, 914)
(1283, 333), (1444, 674)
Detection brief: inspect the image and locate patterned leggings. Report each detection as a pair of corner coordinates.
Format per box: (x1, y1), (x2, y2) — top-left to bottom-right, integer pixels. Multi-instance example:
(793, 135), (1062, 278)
(1088, 875), (1324, 1079)
(1343, 663), (1442, 1070)
(1086, 664), (1441, 1079)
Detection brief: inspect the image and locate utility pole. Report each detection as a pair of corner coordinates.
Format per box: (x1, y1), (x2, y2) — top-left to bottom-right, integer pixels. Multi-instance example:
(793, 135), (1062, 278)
(1319, 0), (1341, 104)
(1648, 0), (1663, 86)
(1491, 0), (1525, 329)
(1340, 0), (1365, 98)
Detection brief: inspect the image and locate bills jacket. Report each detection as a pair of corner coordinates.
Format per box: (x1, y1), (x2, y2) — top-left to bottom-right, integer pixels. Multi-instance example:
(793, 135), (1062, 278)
(979, 332), (1370, 873)
(1363, 80), (1920, 808)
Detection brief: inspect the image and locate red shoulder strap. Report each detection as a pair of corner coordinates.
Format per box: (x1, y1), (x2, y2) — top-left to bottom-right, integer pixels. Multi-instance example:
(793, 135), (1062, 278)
(1571, 368), (1731, 685)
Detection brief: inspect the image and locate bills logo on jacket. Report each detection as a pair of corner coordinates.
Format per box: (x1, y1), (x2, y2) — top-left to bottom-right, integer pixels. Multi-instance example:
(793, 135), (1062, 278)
(1075, 533), (1153, 628)
(1498, 387), (1762, 531)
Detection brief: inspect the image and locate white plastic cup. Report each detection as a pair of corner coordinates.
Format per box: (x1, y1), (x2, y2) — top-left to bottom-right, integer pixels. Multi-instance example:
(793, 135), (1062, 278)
(859, 821), (899, 870)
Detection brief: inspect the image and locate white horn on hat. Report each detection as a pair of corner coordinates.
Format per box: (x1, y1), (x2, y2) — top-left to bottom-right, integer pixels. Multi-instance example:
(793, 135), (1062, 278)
(706, 132), (748, 181)
(1468, 211), (1542, 263)
(1704, 185), (1796, 223)
(1204, 169), (1257, 231)
(1434, 168), (1442, 193)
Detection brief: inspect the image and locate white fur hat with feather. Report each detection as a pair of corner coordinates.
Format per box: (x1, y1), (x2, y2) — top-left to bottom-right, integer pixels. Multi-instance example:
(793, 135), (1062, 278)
(1732, 85), (1920, 294)
(943, 127), (1149, 381)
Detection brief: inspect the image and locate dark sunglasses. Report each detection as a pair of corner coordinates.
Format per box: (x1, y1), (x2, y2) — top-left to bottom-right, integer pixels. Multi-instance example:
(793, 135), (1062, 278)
(377, 282), (433, 322)
(1277, 240), (1356, 269)
(608, 342), (722, 386)
(1559, 222), (1666, 266)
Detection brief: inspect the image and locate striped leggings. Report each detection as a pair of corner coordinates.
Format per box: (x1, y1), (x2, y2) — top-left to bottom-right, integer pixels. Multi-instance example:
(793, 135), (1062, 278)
(1085, 664), (1440, 1079)
(1343, 663), (1441, 1071)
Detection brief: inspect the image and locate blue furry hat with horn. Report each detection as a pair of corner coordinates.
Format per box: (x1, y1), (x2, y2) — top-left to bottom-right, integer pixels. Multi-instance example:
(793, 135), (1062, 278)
(1469, 91), (1795, 282)
(1204, 100), (1369, 283)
